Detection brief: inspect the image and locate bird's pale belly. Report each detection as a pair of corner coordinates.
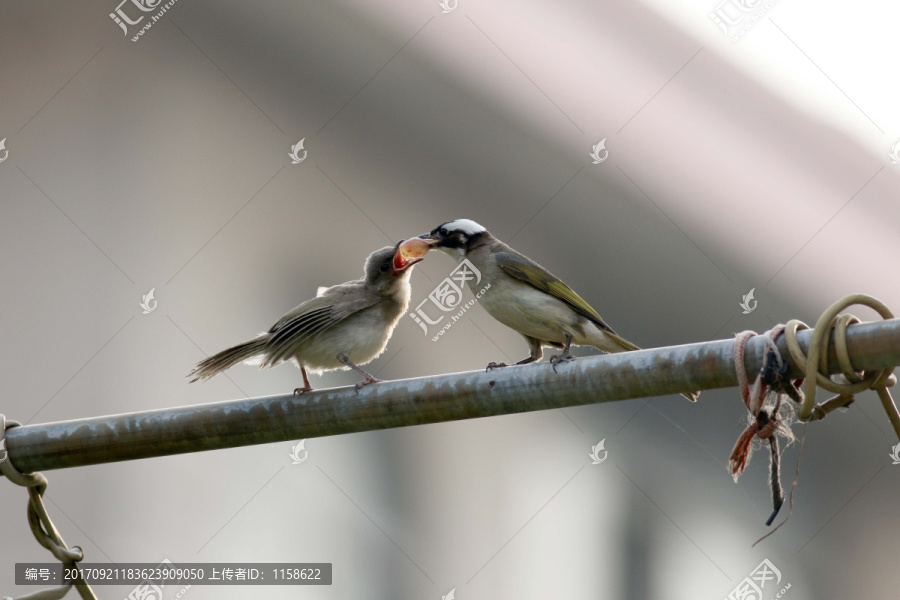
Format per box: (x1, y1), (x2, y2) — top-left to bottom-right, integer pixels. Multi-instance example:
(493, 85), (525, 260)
(476, 281), (573, 344)
(293, 308), (399, 372)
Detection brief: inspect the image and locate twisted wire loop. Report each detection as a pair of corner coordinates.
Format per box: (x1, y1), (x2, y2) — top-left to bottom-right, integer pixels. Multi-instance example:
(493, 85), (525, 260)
(781, 293), (900, 438)
(0, 415), (97, 600)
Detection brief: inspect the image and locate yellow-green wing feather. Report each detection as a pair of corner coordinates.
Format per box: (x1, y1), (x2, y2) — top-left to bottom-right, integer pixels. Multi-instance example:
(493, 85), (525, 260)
(496, 251), (640, 351)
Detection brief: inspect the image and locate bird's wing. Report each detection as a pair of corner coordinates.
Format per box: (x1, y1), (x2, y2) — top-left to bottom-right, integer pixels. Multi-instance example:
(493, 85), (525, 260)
(264, 284), (382, 365)
(496, 250), (638, 349)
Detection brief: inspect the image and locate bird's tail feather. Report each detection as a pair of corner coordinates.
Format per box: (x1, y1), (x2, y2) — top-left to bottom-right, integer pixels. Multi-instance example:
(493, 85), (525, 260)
(680, 390), (701, 402)
(188, 336), (267, 382)
(604, 330), (641, 352)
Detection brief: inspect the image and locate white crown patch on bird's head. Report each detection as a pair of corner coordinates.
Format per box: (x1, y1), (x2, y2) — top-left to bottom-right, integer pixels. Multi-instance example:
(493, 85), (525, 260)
(440, 219), (486, 236)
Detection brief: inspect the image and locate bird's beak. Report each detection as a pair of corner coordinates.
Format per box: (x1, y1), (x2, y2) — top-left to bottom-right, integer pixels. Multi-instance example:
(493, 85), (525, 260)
(418, 232), (441, 246)
(393, 238), (433, 272)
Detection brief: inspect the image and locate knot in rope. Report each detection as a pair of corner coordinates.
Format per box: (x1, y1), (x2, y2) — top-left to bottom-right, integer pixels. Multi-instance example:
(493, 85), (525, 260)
(729, 326), (798, 484)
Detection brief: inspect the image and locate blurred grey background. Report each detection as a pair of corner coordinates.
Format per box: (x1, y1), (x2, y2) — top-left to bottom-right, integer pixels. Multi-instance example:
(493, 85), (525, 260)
(2, 0), (899, 598)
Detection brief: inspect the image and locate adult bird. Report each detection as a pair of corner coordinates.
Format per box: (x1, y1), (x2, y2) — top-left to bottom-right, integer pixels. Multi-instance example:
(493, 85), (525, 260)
(419, 219), (699, 402)
(188, 239), (432, 393)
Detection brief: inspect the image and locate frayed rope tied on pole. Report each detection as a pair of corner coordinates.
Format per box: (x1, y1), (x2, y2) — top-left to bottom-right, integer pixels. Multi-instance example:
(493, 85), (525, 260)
(728, 293), (900, 536)
(729, 326), (801, 527)
(0, 414), (97, 600)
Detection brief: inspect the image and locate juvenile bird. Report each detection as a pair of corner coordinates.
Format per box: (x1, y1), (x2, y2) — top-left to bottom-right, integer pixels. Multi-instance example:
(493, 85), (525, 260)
(419, 219), (699, 402)
(188, 240), (432, 392)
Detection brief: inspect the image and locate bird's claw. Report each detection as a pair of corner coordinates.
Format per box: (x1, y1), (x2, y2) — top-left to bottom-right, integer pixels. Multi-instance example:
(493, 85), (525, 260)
(354, 377), (380, 392)
(485, 362), (508, 372)
(293, 386), (313, 396)
(549, 354), (576, 373)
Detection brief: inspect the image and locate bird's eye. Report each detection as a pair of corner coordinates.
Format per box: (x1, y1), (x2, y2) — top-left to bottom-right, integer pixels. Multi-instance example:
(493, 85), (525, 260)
(440, 228), (448, 236)
(380, 263), (390, 272)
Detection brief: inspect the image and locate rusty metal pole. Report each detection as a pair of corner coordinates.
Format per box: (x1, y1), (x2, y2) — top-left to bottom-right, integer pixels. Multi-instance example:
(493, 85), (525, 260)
(4, 318), (900, 474)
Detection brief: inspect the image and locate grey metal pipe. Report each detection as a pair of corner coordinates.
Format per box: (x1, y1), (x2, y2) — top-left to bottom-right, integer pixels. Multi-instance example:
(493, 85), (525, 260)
(4, 319), (900, 474)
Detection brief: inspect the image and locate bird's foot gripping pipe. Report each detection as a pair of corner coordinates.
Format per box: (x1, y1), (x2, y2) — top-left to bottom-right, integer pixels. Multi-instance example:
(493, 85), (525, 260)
(485, 362), (509, 372)
(549, 353), (576, 373)
(354, 377), (380, 391)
